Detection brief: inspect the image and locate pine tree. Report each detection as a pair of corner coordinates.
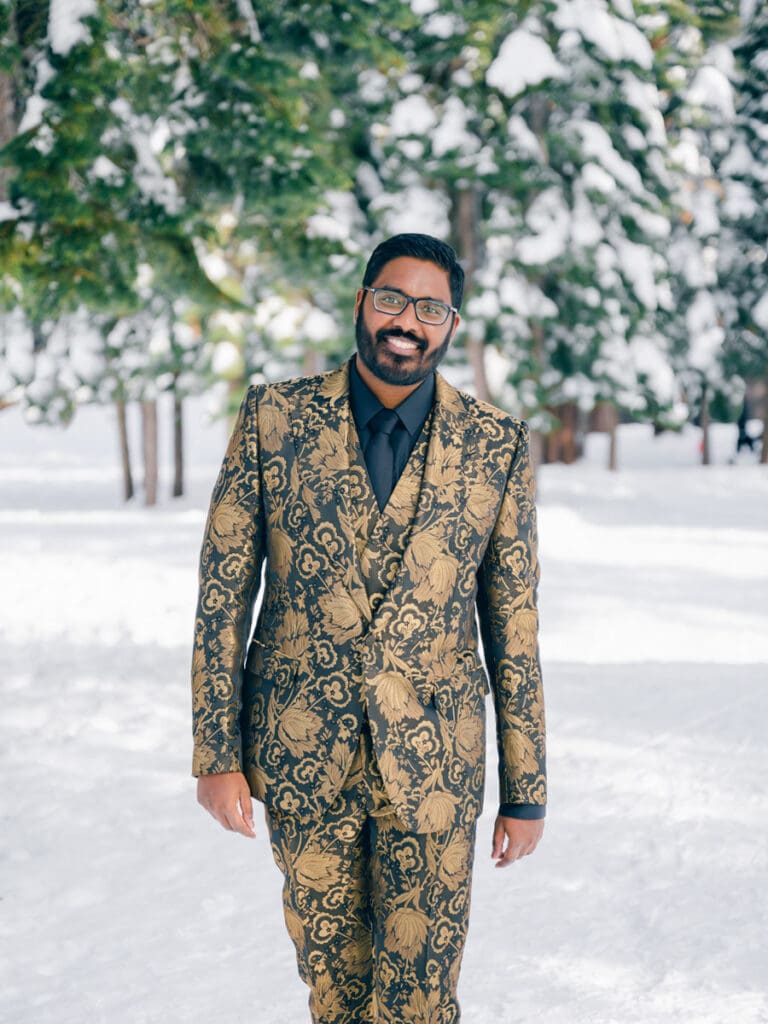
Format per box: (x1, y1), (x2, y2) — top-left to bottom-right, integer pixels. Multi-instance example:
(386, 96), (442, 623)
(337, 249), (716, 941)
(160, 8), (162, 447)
(719, 1), (768, 462)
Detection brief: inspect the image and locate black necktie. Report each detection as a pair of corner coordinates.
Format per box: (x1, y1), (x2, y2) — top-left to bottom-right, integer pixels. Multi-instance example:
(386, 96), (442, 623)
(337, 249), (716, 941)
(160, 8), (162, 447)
(365, 408), (401, 511)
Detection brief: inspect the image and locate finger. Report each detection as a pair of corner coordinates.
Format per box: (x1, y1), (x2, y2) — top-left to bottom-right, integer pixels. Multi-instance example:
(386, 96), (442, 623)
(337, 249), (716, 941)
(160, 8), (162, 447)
(496, 845), (522, 868)
(240, 786), (254, 831)
(491, 820), (506, 860)
(224, 806), (255, 838)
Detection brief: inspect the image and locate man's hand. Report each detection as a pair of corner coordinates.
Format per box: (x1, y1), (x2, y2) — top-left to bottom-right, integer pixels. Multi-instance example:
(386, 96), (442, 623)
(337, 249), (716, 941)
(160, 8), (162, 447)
(491, 816), (544, 868)
(197, 771), (255, 838)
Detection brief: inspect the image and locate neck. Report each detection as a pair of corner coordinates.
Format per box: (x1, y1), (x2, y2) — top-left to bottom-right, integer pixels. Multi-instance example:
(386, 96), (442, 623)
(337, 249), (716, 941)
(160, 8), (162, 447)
(354, 354), (423, 408)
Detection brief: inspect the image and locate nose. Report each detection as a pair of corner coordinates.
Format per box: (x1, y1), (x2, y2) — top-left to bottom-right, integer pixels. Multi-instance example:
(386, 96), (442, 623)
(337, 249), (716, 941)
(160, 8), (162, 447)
(393, 297), (421, 332)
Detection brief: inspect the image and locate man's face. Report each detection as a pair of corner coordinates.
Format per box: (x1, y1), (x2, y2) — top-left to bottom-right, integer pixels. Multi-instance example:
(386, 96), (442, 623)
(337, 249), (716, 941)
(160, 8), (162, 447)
(354, 257), (461, 387)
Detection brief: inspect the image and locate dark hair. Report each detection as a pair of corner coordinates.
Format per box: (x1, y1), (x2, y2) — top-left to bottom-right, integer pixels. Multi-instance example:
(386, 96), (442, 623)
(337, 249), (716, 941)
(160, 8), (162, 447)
(362, 233), (465, 311)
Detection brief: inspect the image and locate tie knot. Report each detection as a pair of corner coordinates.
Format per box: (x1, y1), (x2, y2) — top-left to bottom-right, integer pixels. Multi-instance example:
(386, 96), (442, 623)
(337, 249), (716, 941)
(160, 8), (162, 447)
(369, 408), (400, 437)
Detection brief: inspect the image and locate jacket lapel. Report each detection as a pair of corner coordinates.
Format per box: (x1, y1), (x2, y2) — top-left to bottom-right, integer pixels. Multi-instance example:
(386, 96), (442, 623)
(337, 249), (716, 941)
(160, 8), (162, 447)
(288, 362), (371, 624)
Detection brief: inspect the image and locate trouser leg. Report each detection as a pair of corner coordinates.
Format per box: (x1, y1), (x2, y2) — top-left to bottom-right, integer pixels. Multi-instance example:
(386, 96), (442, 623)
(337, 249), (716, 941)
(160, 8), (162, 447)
(265, 720), (478, 1023)
(264, 738), (374, 1024)
(368, 813), (477, 1024)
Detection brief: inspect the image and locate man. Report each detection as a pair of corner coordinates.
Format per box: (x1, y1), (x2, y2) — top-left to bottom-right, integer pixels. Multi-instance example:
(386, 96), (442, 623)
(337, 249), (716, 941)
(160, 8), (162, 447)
(192, 233), (546, 1023)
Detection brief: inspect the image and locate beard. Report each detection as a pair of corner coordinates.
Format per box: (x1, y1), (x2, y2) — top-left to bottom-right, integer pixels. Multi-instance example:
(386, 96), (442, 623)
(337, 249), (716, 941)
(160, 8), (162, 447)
(355, 315), (453, 387)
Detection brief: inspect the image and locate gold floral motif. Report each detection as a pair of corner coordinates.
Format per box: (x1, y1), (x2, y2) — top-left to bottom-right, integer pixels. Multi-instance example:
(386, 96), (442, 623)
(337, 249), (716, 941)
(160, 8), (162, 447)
(294, 849), (343, 891)
(278, 704), (324, 758)
(191, 364), (546, 832)
(414, 790), (458, 832)
(209, 496), (249, 554)
(370, 672), (423, 724)
(384, 905), (430, 961)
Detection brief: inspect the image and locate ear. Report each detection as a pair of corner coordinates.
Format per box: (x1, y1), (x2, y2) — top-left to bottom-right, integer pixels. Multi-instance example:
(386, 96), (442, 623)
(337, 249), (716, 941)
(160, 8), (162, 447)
(450, 311), (461, 339)
(353, 288), (364, 323)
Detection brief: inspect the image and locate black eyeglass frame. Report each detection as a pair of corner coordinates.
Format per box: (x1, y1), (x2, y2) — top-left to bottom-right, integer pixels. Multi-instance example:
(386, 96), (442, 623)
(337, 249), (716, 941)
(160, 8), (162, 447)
(362, 286), (458, 326)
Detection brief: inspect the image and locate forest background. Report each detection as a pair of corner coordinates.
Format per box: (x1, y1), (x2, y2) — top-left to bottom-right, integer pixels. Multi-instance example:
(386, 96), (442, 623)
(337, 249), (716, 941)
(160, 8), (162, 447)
(1, 0), (767, 504)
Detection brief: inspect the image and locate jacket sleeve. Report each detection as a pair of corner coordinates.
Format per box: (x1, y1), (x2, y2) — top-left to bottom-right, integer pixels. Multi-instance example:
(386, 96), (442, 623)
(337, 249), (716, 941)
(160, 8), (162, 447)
(191, 385), (266, 776)
(476, 420), (546, 810)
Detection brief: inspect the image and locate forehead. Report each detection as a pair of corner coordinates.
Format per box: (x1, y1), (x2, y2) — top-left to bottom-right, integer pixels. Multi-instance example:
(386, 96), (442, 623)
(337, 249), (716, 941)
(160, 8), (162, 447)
(371, 257), (452, 301)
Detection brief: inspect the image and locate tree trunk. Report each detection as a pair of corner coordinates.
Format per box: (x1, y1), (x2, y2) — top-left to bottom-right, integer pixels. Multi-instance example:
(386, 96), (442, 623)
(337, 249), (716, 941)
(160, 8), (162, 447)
(172, 389), (183, 497)
(115, 398), (134, 501)
(452, 186), (489, 402)
(0, 50), (16, 201)
(700, 381), (710, 466)
(141, 398), (158, 506)
(608, 413), (618, 472)
(529, 429), (544, 480)
(544, 401), (579, 464)
(304, 347), (322, 376)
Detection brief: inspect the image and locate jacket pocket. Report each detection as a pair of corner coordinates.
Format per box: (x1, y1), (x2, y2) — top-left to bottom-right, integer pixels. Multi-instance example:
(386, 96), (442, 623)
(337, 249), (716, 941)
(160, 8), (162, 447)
(244, 640), (299, 690)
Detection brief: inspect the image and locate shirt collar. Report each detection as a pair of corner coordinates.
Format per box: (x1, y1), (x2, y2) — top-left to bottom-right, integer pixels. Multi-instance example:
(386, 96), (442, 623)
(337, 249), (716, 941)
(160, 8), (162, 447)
(348, 355), (435, 436)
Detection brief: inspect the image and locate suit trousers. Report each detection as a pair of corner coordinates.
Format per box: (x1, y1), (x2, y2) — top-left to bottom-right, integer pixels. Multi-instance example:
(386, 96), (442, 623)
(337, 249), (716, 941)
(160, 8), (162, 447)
(264, 717), (478, 1024)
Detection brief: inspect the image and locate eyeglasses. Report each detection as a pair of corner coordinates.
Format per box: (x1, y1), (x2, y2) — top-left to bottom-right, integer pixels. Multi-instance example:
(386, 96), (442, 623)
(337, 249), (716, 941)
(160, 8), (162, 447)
(363, 287), (457, 326)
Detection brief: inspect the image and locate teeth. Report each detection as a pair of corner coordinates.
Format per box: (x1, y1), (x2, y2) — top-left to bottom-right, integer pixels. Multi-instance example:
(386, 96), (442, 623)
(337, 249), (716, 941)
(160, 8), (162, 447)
(386, 337), (419, 352)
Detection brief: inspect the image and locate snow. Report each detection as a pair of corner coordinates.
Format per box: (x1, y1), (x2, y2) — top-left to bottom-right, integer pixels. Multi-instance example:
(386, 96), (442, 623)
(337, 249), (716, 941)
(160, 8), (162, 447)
(687, 66), (735, 119)
(686, 292), (725, 373)
(506, 115), (543, 160)
(18, 94), (48, 134)
(752, 291), (768, 330)
(2, 395), (766, 1023)
(211, 340), (242, 376)
(234, 0), (261, 43)
(48, 0), (98, 55)
(741, 0), (759, 23)
(573, 120), (644, 195)
(17, 57), (55, 135)
(487, 29), (565, 99)
(622, 78), (667, 148)
(516, 188), (570, 265)
(432, 97), (479, 158)
(90, 156), (124, 182)
(370, 183), (451, 238)
(629, 333), (676, 402)
(554, 0), (653, 69)
(616, 237), (658, 309)
(357, 69), (388, 105)
(499, 273), (558, 318)
(306, 191), (363, 249)
(389, 95), (436, 137)
(422, 13), (465, 39)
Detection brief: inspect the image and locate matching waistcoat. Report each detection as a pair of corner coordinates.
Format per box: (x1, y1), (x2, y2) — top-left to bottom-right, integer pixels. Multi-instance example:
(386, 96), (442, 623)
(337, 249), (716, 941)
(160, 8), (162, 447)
(346, 409), (434, 620)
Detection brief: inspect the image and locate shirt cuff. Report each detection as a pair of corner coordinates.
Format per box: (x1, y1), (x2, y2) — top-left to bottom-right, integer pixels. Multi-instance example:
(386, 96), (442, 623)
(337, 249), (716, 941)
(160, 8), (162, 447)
(498, 802), (546, 820)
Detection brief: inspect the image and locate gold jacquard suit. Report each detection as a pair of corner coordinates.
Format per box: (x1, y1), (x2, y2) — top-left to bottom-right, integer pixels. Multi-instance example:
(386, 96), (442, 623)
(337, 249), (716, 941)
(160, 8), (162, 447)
(191, 361), (546, 834)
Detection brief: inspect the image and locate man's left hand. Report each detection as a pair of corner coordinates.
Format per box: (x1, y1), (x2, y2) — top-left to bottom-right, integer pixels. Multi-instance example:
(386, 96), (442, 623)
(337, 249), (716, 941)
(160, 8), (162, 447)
(491, 816), (544, 868)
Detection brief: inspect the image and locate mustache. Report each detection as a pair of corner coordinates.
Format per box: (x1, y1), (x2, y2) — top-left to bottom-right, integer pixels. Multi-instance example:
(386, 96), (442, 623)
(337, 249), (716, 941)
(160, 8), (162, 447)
(376, 327), (426, 349)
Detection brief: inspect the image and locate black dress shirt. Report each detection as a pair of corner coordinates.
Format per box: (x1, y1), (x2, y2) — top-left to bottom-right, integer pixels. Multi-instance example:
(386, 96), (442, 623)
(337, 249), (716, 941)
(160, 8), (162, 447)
(348, 356), (544, 823)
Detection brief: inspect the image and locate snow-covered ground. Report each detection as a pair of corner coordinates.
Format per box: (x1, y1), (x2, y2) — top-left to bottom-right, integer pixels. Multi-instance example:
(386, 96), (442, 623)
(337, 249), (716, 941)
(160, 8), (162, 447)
(1, 390), (767, 1024)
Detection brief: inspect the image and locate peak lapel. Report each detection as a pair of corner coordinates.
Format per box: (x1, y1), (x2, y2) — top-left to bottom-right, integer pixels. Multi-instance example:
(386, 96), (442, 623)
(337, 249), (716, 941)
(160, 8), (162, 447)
(288, 363), (371, 624)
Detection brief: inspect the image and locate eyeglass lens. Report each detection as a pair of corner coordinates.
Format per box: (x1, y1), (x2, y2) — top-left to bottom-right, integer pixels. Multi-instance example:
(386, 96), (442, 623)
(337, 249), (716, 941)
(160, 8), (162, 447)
(372, 289), (449, 325)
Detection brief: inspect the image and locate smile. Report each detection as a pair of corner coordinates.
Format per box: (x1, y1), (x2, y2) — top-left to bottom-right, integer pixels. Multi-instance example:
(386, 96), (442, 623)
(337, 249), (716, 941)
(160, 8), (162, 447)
(382, 335), (422, 354)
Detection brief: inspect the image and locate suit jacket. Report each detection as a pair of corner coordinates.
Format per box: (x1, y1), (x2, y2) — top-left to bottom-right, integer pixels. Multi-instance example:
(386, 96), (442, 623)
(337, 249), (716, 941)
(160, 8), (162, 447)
(191, 362), (546, 833)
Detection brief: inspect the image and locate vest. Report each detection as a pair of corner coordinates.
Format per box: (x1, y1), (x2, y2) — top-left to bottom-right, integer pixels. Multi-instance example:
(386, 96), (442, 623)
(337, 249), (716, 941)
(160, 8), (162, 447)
(347, 407), (434, 620)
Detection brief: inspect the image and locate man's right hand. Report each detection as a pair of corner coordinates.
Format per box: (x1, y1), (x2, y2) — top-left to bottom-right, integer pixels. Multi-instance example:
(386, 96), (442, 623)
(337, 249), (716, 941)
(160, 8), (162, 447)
(196, 771), (255, 838)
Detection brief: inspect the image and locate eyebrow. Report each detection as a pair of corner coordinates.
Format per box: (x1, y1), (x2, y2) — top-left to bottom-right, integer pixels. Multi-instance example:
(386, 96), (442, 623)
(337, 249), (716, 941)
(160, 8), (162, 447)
(377, 284), (451, 304)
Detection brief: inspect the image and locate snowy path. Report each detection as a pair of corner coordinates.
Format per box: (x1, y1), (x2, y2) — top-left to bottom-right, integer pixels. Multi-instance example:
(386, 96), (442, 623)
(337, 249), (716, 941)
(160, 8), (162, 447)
(1, 396), (767, 1024)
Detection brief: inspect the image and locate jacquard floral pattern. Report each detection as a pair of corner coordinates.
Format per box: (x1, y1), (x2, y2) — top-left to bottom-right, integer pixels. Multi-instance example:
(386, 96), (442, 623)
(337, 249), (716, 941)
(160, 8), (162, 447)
(191, 362), (546, 830)
(266, 727), (477, 1024)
